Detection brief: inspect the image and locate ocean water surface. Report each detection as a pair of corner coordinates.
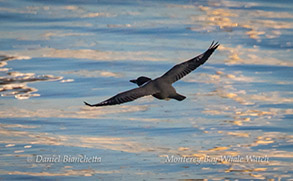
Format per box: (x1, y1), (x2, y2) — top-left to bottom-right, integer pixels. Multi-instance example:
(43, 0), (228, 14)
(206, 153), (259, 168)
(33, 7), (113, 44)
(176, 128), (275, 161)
(0, 0), (292, 180)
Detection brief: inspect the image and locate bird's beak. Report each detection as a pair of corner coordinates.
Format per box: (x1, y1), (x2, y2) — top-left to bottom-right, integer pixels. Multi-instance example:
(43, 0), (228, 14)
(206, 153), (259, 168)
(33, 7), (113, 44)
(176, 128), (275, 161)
(130, 79), (137, 84)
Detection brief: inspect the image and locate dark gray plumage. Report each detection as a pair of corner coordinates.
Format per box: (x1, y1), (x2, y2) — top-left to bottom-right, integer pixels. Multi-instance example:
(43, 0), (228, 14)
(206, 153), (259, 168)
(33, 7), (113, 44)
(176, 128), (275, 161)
(84, 41), (219, 107)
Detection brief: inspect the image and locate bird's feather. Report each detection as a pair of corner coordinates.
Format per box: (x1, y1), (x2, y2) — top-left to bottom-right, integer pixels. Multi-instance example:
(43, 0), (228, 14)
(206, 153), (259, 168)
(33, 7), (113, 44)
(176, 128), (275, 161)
(161, 41), (219, 84)
(84, 84), (158, 107)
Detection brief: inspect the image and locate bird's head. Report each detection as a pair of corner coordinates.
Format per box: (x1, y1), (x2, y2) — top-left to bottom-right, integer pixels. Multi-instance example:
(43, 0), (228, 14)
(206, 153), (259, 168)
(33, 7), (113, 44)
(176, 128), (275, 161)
(130, 76), (151, 86)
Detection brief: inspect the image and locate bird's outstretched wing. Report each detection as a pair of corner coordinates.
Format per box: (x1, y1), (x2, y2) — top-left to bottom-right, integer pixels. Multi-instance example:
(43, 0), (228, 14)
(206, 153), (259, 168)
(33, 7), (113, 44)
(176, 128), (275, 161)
(161, 41), (219, 84)
(84, 85), (158, 107)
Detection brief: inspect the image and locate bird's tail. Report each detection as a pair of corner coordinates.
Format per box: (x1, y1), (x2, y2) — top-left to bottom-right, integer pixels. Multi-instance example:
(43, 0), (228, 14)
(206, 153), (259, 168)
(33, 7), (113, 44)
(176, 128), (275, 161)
(171, 93), (186, 101)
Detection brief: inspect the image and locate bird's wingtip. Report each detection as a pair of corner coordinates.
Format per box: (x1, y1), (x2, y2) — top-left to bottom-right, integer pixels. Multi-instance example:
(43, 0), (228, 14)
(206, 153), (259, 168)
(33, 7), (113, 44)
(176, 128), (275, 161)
(84, 101), (93, 107)
(210, 41), (220, 49)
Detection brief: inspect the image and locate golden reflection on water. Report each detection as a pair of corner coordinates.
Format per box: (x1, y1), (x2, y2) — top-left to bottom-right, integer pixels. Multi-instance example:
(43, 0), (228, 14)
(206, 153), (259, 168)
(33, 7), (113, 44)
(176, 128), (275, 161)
(1, 112), (293, 178)
(217, 45), (293, 66)
(0, 169), (120, 177)
(193, 1), (293, 41)
(0, 48), (167, 63)
(0, 105), (149, 119)
(66, 70), (123, 78)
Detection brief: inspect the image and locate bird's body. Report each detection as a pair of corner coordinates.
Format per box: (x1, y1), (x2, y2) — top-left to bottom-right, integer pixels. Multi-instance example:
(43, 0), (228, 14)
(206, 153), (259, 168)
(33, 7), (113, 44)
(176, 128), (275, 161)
(149, 77), (181, 100)
(84, 41), (219, 107)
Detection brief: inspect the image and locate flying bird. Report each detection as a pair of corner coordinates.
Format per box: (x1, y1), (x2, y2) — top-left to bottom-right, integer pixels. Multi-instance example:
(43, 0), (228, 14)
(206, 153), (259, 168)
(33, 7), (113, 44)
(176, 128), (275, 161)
(84, 41), (219, 107)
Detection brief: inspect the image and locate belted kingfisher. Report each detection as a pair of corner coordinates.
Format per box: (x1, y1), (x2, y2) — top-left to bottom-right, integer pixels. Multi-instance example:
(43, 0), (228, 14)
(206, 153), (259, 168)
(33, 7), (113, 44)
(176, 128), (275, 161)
(84, 41), (219, 107)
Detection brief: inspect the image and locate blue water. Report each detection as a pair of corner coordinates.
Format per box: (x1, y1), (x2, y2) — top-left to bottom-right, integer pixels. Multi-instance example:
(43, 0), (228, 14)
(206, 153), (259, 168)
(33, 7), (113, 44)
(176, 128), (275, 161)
(0, 0), (292, 180)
